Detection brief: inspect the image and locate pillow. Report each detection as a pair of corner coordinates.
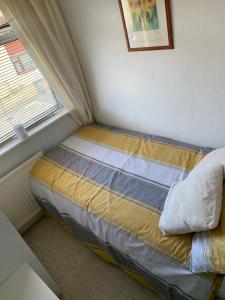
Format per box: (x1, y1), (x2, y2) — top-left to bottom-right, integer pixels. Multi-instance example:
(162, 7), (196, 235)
(159, 159), (224, 235)
(190, 183), (225, 273)
(197, 147), (225, 170)
(189, 147), (225, 273)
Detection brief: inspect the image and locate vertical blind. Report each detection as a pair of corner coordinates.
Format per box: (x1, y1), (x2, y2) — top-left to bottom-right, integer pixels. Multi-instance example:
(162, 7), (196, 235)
(0, 11), (61, 145)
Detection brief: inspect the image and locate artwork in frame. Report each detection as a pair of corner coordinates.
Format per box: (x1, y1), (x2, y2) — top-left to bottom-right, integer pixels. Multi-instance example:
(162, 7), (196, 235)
(118, 0), (173, 51)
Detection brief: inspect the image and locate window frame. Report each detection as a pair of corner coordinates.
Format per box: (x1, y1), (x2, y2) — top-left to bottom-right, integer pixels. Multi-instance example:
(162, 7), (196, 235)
(0, 21), (62, 147)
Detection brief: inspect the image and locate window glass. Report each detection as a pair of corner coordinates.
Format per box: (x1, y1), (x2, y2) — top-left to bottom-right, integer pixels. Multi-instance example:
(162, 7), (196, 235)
(0, 11), (61, 145)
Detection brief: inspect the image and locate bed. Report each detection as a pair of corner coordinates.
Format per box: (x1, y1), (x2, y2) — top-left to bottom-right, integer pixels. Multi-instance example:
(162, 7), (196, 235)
(31, 123), (225, 300)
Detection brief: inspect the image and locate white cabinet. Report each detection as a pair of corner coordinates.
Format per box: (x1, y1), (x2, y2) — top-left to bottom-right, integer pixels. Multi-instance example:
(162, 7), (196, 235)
(0, 264), (59, 300)
(0, 210), (59, 296)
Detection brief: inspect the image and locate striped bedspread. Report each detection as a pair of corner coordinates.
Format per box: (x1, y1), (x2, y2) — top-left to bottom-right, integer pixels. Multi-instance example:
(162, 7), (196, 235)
(31, 123), (225, 300)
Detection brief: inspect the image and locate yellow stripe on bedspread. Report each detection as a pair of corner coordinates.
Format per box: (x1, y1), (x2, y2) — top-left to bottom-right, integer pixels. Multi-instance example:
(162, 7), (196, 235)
(31, 158), (192, 265)
(75, 125), (205, 171)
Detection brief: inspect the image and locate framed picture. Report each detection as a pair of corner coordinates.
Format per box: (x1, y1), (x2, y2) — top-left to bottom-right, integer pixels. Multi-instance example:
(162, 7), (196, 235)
(118, 0), (173, 51)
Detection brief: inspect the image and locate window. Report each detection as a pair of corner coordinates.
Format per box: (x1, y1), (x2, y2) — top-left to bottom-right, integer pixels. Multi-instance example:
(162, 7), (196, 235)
(10, 53), (35, 75)
(0, 10), (62, 146)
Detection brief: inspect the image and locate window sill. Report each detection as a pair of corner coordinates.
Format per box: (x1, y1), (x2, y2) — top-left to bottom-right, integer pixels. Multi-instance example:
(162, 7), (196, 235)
(0, 108), (69, 157)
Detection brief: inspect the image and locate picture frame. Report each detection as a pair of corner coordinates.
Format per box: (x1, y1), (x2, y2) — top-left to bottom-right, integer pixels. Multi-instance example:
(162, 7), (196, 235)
(118, 0), (173, 51)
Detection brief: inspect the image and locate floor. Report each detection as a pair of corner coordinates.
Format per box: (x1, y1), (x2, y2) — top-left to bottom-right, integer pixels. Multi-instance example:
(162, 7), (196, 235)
(24, 216), (159, 300)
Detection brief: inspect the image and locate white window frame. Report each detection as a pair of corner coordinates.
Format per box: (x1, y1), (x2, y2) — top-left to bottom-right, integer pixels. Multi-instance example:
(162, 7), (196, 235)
(0, 22), (63, 148)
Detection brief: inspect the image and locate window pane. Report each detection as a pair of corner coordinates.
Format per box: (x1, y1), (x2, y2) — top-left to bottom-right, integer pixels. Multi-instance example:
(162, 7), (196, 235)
(10, 52), (36, 74)
(0, 39), (60, 144)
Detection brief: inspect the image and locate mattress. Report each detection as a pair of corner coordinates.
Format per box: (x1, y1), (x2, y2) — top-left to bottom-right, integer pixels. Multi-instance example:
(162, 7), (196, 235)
(31, 123), (225, 300)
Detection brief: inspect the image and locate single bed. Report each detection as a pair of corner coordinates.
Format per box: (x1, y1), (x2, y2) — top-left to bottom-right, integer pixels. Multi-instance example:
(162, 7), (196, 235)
(31, 123), (225, 300)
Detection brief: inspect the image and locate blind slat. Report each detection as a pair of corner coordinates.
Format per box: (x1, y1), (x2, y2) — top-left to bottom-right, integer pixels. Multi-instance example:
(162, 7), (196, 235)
(0, 88), (56, 106)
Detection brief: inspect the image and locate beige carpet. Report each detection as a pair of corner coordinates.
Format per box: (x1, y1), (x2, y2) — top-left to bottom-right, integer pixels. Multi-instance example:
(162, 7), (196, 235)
(24, 216), (159, 300)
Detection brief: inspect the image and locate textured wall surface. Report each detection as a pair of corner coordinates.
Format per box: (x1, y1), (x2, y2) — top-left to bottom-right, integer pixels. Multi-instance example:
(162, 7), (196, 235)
(59, 0), (225, 148)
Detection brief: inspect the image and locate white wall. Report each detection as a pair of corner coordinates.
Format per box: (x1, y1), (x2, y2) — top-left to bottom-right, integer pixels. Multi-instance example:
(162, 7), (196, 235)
(0, 114), (78, 178)
(59, 0), (225, 148)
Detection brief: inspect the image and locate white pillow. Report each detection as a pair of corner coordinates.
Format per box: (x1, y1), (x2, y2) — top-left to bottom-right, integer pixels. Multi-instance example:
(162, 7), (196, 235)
(159, 157), (224, 235)
(197, 147), (225, 171)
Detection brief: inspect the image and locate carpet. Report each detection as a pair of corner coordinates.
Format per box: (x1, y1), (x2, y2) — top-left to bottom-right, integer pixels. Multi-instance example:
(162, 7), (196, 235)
(23, 216), (159, 300)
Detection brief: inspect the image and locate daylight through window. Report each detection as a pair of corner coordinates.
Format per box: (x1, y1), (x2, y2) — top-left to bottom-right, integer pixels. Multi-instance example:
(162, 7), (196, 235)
(0, 10), (61, 145)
